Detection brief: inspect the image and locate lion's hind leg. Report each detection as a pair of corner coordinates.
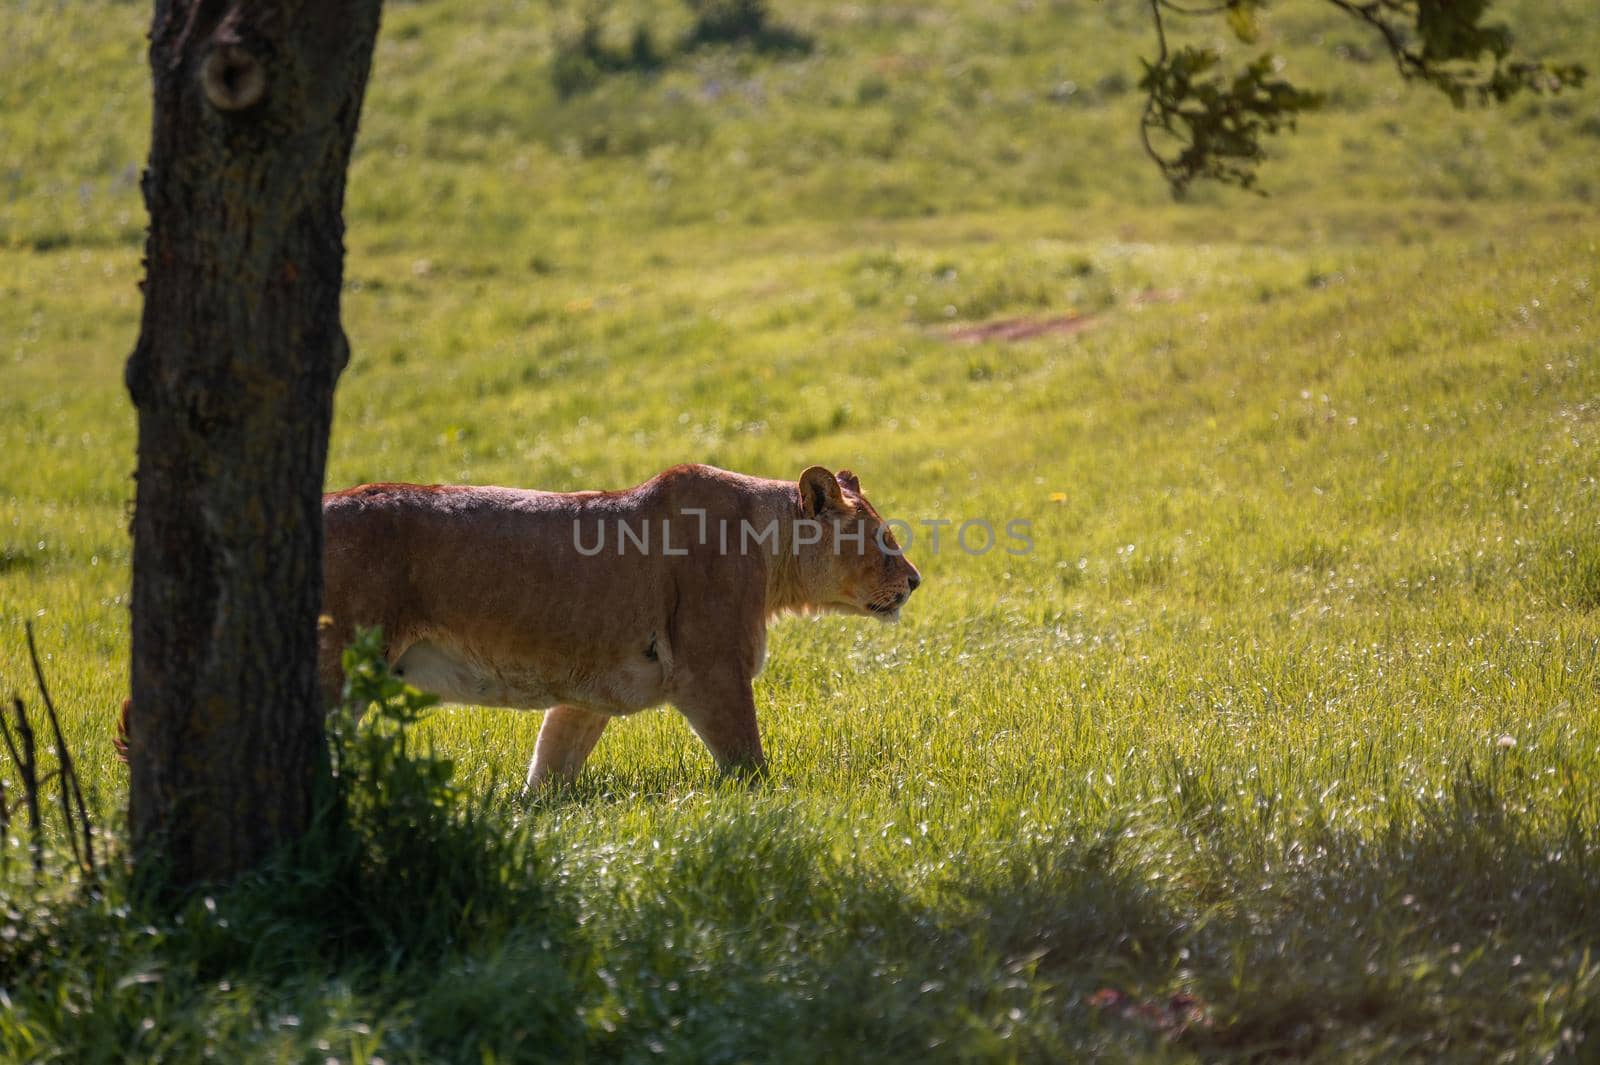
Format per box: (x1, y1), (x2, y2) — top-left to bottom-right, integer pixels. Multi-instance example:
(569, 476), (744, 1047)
(525, 705), (611, 794)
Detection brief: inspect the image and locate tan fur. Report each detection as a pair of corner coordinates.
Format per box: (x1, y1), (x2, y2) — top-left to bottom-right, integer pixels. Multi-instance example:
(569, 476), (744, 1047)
(319, 464), (921, 790)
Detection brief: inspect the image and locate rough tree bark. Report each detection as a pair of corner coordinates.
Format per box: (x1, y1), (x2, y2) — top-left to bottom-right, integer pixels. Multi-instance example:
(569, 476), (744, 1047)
(126, 0), (383, 885)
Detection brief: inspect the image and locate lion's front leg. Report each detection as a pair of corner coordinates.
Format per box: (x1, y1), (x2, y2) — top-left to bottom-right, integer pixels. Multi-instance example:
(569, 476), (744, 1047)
(674, 679), (766, 780)
(525, 704), (612, 793)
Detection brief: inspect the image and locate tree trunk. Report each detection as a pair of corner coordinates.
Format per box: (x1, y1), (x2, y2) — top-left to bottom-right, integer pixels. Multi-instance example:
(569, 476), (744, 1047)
(125, 0), (383, 886)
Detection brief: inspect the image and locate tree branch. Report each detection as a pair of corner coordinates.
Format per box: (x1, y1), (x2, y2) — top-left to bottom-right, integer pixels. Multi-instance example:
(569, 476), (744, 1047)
(1134, 0), (1587, 194)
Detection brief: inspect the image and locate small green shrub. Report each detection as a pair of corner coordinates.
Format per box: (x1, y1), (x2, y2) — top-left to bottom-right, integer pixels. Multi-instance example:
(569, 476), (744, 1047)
(684, 0), (769, 45)
(549, 3), (663, 99)
(550, 47), (604, 99)
(0, 629), (584, 1062)
(292, 627), (569, 964)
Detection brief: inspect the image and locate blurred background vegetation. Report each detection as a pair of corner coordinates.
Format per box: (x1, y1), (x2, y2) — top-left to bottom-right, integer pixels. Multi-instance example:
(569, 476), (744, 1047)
(4, 0), (1597, 255)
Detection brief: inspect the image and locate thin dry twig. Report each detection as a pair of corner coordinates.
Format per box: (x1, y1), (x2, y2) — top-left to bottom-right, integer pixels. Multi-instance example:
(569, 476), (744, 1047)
(1, 696), (43, 873)
(26, 622), (95, 873)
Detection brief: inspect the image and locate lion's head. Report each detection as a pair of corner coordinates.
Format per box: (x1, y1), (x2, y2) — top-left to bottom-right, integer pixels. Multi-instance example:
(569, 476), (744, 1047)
(792, 465), (921, 621)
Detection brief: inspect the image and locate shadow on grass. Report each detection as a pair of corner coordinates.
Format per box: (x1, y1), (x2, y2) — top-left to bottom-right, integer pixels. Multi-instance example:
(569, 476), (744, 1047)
(684, 22), (813, 57)
(1178, 765), (1600, 1058)
(563, 761), (1600, 1061)
(4, 762), (1598, 1062)
(550, 5), (813, 100)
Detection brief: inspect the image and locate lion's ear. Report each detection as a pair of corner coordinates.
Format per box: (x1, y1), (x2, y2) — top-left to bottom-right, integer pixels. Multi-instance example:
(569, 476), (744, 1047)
(836, 469), (861, 494)
(799, 465), (843, 516)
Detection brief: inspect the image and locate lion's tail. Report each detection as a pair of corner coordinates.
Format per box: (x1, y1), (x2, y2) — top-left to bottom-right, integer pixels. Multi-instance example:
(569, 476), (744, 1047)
(114, 697), (131, 764)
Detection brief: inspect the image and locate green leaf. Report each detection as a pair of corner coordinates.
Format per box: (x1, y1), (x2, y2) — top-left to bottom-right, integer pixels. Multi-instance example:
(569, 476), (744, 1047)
(1226, 4), (1260, 45)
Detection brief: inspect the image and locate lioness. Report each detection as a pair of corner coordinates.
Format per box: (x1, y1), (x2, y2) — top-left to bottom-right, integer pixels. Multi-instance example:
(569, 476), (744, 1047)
(319, 464), (920, 790)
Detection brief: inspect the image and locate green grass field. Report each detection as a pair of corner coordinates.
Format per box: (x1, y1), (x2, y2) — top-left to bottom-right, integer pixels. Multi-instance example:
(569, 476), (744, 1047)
(3, 0), (1600, 1059)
